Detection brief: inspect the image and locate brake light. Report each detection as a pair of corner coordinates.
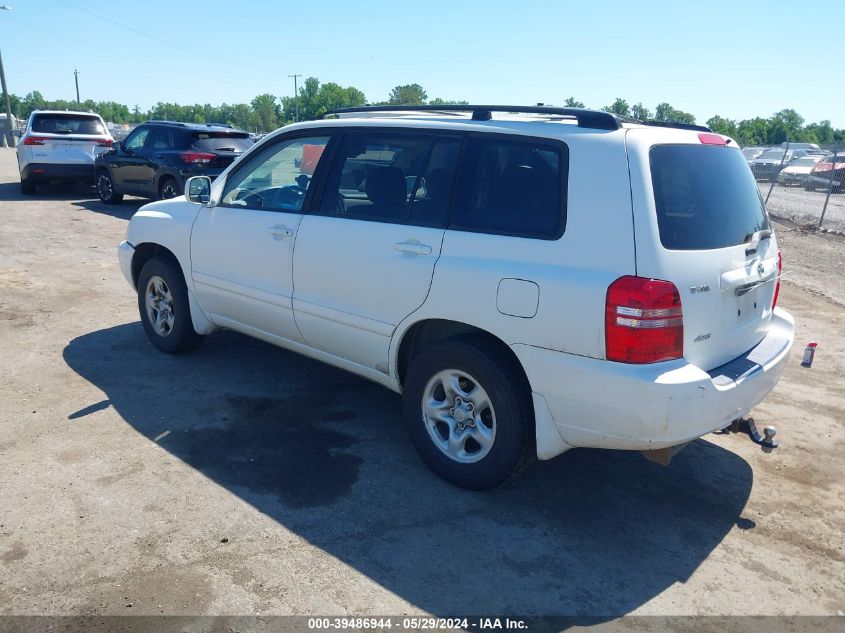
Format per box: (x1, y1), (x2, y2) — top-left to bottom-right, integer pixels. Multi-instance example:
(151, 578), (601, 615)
(605, 276), (683, 363)
(23, 136), (48, 145)
(97, 138), (113, 147)
(772, 250), (782, 309)
(698, 133), (727, 146)
(180, 151), (216, 165)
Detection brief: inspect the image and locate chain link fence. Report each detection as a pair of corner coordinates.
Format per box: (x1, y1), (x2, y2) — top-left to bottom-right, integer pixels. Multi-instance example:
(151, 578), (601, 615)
(749, 141), (844, 233)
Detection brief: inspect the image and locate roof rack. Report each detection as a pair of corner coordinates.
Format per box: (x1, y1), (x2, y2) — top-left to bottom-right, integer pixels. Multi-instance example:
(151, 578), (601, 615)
(618, 116), (711, 133)
(321, 105), (622, 131)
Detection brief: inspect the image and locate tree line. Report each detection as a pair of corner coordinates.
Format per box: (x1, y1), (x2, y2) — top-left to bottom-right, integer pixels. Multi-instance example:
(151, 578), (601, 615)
(5, 79), (842, 146)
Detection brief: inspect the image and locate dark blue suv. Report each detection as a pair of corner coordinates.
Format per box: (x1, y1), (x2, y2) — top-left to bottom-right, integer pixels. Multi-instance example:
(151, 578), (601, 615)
(94, 121), (253, 203)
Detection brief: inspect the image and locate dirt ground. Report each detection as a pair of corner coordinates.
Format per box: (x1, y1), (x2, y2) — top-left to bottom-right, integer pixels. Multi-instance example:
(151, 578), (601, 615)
(0, 147), (843, 621)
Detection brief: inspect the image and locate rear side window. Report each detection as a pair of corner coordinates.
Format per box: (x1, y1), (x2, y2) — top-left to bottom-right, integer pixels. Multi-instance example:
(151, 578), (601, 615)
(450, 136), (567, 239)
(190, 132), (253, 152)
(650, 145), (770, 250)
(31, 114), (105, 135)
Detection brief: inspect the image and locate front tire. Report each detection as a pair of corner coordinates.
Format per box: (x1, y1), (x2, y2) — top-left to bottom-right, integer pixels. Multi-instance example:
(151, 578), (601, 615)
(158, 177), (181, 200)
(403, 336), (535, 490)
(137, 257), (202, 354)
(97, 170), (123, 204)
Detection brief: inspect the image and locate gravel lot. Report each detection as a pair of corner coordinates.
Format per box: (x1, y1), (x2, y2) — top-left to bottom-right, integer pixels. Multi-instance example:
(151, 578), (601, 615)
(760, 181), (845, 234)
(0, 148), (843, 623)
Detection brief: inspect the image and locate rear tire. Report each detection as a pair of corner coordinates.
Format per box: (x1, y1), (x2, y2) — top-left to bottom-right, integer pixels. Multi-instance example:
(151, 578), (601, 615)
(402, 335), (535, 490)
(97, 170), (123, 204)
(20, 180), (35, 195)
(137, 257), (202, 354)
(158, 177), (181, 200)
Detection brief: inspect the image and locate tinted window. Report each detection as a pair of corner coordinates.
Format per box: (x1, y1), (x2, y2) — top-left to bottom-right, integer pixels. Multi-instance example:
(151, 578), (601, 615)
(407, 138), (462, 228)
(450, 136), (566, 239)
(148, 127), (172, 150)
(190, 132), (253, 152)
(220, 136), (330, 212)
(31, 113), (105, 135)
(651, 145), (770, 250)
(319, 132), (433, 222)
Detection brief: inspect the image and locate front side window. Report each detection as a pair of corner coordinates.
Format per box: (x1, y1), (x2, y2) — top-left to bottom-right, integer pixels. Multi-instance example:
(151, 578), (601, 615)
(220, 136), (330, 212)
(124, 127), (149, 151)
(450, 136), (567, 239)
(319, 132), (435, 222)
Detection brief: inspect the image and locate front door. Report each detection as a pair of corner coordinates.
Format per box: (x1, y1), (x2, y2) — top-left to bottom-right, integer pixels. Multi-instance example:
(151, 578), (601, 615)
(293, 131), (463, 371)
(111, 125), (152, 195)
(190, 134), (332, 343)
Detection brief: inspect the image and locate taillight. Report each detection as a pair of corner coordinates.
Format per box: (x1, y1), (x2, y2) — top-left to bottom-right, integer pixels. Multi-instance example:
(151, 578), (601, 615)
(180, 151), (216, 165)
(97, 138), (113, 147)
(605, 276), (684, 363)
(23, 136), (48, 145)
(772, 250), (782, 309)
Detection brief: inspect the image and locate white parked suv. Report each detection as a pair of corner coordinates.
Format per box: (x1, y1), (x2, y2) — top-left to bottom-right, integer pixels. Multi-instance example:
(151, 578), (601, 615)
(117, 105), (794, 489)
(16, 110), (113, 194)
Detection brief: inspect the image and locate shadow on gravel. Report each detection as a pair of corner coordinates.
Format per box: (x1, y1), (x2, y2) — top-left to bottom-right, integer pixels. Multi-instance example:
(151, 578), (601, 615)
(64, 324), (754, 616)
(0, 180), (98, 202)
(72, 198), (146, 220)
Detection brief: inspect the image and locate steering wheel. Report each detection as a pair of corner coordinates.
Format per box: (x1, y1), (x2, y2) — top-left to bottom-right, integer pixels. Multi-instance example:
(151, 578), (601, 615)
(272, 185), (306, 211)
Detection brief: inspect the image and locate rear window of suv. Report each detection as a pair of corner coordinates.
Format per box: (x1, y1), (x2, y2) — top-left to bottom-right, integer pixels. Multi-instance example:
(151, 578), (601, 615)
(31, 113), (105, 135)
(189, 132), (253, 152)
(650, 144), (770, 250)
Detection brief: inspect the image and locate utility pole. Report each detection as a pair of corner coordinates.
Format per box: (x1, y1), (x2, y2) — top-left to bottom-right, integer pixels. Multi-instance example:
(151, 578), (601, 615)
(0, 50), (14, 147)
(288, 74), (302, 122)
(74, 69), (80, 107)
(0, 6), (15, 147)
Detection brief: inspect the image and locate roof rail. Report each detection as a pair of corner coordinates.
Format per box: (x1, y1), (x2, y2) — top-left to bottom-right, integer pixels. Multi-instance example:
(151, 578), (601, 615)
(321, 105), (622, 131)
(619, 116), (711, 133)
(145, 120), (188, 126)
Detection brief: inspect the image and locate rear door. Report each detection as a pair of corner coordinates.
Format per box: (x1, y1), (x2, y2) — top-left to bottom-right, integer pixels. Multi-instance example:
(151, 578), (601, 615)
(292, 130), (462, 371)
(626, 129), (780, 370)
(27, 113), (111, 166)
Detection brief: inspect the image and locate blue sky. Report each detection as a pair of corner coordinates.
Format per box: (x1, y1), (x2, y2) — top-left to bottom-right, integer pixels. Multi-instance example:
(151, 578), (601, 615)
(3, 0), (843, 127)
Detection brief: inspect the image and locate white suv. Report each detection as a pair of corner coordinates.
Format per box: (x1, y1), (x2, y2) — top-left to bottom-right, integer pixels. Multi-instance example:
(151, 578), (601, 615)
(16, 110), (113, 194)
(117, 105), (794, 489)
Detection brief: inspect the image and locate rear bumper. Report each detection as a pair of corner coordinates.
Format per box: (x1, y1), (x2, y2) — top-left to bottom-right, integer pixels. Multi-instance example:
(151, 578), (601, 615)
(21, 163), (95, 182)
(513, 308), (795, 455)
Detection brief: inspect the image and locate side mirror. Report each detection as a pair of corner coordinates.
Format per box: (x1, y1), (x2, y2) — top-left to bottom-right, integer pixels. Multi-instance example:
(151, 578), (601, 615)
(11, 129), (21, 138)
(112, 141), (122, 151)
(185, 176), (212, 205)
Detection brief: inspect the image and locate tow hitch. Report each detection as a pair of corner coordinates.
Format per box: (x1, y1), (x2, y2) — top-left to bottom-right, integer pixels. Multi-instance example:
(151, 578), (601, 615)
(719, 417), (779, 452)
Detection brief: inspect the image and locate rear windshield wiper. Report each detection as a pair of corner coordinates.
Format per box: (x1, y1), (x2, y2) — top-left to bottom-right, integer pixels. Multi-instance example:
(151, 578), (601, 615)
(744, 229), (773, 255)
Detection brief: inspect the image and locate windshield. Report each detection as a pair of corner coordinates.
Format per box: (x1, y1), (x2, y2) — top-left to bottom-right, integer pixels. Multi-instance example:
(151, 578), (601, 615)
(31, 113), (105, 135)
(190, 132), (253, 152)
(792, 158), (820, 167)
(650, 144), (770, 250)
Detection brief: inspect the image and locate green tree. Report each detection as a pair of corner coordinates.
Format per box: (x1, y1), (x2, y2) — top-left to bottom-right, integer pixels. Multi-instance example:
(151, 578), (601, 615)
(706, 115), (737, 138)
(281, 77), (366, 122)
(654, 102), (696, 125)
(563, 97), (585, 108)
(251, 93), (280, 132)
(428, 97), (469, 106)
(631, 103), (652, 121)
(388, 83), (428, 105)
(603, 98), (630, 116)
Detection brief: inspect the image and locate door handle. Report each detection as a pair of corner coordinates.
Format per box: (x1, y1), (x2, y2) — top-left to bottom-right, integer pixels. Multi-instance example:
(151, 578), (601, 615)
(394, 241), (432, 256)
(267, 224), (294, 239)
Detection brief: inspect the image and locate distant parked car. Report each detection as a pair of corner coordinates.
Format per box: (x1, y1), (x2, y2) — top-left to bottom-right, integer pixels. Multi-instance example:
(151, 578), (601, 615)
(778, 155), (825, 187)
(752, 148), (821, 181)
(15, 110), (113, 194)
(741, 147), (765, 165)
(94, 121), (253, 203)
(805, 155), (845, 192)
